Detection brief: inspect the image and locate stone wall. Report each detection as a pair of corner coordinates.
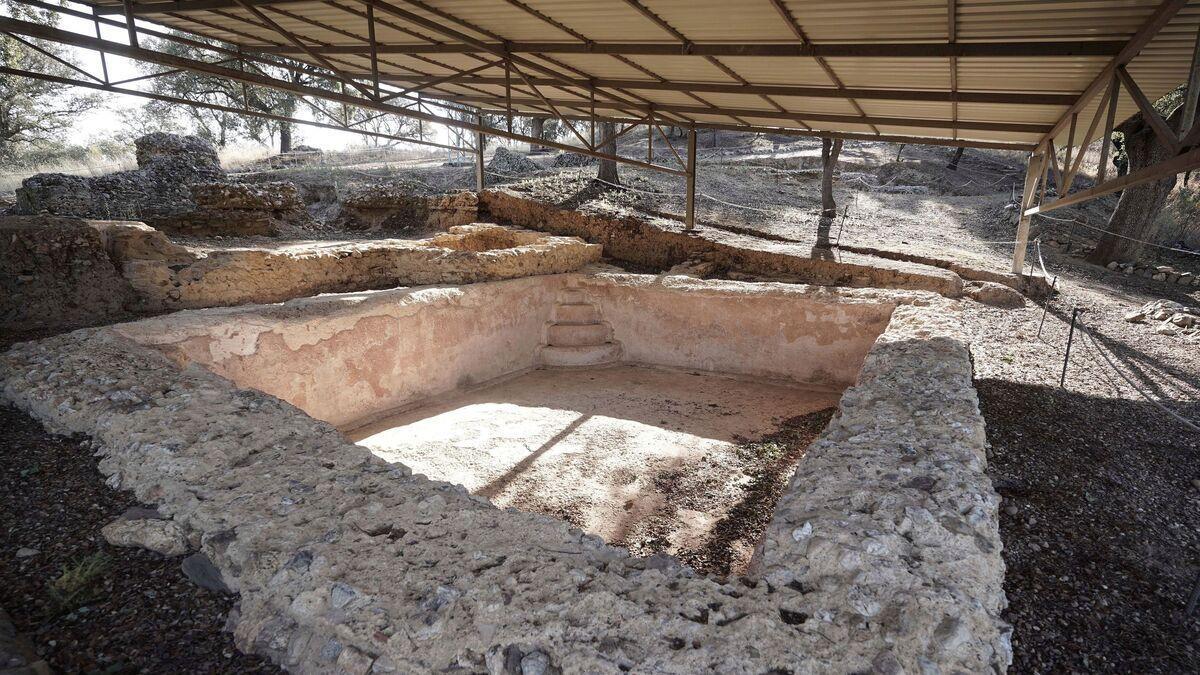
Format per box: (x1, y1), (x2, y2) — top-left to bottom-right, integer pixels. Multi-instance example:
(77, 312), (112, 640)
(0, 286), (1008, 673)
(335, 185), (477, 232)
(0, 216), (137, 341)
(585, 274), (899, 388)
(119, 224), (600, 312)
(154, 181), (314, 237)
(15, 133), (223, 221)
(480, 189), (964, 297)
(110, 275), (910, 428)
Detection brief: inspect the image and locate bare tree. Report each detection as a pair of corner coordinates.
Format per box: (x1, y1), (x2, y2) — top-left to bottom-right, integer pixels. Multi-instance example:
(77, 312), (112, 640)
(1086, 104), (1185, 264)
(947, 147), (965, 171)
(820, 137), (843, 217)
(597, 121), (618, 184)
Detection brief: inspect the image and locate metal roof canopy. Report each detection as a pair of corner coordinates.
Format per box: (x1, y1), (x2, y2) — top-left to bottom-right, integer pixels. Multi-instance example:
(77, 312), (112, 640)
(3, 0), (1200, 258)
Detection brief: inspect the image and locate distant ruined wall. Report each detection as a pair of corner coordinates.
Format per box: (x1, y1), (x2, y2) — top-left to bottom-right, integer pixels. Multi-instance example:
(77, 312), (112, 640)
(479, 189), (963, 296)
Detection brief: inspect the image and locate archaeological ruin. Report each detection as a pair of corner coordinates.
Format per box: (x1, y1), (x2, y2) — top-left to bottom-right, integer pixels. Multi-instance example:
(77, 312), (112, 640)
(3, 2), (1200, 674)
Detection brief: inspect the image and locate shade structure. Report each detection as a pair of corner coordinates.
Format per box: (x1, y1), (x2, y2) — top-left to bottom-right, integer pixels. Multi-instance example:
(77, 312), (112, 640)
(78, 0), (1200, 152)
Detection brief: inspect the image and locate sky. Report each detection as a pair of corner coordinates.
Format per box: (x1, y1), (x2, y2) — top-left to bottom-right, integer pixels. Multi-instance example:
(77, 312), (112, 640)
(22, 2), (457, 153)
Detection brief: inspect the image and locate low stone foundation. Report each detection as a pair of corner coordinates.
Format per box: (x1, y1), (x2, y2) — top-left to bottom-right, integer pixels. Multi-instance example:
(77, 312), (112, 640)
(1, 276), (1008, 673)
(0, 216), (137, 339)
(335, 186), (477, 232)
(0, 216), (600, 324)
(121, 224), (600, 311)
(480, 190), (964, 297)
(152, 182), (314, 237)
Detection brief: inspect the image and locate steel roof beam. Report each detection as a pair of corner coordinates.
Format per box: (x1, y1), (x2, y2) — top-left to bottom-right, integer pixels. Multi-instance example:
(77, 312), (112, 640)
(233, 40), (1126, 59)
(1038, 0), (1188, 147)
(430, 92), (1050, 134)
(357, 74), (1078, 106)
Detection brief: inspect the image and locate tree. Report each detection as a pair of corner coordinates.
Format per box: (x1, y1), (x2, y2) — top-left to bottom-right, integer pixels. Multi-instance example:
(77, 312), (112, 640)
(820, 137), (843, 217)
(0, 0), (103, 160)
(529, 116), (545, 151)
(1085, 103), (1185, 264)
(596, 121), (618, 184)
(947, 147), (964, 171)
(137, 32), (345, 152)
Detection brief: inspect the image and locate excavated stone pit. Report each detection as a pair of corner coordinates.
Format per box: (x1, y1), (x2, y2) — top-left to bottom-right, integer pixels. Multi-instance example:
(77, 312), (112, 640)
(1, 179), (1015, 672)
(0, 268), (1009, 672)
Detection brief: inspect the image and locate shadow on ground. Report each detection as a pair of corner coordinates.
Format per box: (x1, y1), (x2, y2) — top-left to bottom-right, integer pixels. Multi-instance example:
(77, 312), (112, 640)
(979, 378), (1199, 673)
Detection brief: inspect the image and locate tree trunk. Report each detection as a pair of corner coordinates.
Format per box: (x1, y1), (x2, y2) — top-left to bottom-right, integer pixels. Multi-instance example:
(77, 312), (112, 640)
(530, 117), (545, 151)
(597, 121), (619, 184)
(1085, 106), (1183, 265)
(947, 147), (964, 171)
(279, 122), (292, 153)
(821, 137), (843, 217)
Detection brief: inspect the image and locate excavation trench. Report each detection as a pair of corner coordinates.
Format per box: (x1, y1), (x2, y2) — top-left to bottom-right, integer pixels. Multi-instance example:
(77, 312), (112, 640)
(115, 273), (898, 575)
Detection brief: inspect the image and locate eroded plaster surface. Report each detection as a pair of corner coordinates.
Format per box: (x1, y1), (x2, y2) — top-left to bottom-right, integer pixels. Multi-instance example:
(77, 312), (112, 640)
(0, 277), (1009, 674)
(114, 275), (908, 428)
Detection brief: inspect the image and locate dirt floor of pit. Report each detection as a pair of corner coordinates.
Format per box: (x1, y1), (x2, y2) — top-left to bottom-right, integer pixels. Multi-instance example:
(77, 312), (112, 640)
(348, 365), (840, 576)
(0, 405), (280, 674)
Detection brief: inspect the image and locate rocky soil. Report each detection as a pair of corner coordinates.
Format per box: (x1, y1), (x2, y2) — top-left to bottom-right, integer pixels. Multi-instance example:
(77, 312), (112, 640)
(963, 254), (1199, 673)
(0, 405), (279, 674)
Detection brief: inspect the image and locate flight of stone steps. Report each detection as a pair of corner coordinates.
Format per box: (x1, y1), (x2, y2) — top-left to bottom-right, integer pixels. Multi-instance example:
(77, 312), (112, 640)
(538, 287), (623, 367)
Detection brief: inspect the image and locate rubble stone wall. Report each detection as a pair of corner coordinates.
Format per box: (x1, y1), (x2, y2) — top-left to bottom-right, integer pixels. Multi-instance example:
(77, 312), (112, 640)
(335, 187), (477, 232)
(480, 189), (964, 296)
(15, 133), (224, 221)
(120, 224), (600, 312)
(0, 216), (137, 339)
(0, 286), (1008, 674)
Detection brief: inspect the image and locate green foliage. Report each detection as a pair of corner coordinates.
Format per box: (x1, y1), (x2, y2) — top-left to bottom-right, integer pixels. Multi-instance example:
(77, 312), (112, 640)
(44, 552), (111, 617)
(0, 0), (104, 159)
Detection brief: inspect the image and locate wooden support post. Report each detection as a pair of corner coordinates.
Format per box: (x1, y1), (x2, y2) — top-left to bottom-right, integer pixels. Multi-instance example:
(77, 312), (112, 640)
(366, 3), (379, 99)
(1013, 150), (1045, 274)
(475, 112), (485, 193)
(1181, 23), (1200, 138)
(121, 0), (137, 47)
(647, 120), (653, 162)
(504, 59), (513, 133)
(92, 6), (109, 83)
(1098, 74), (1119, 181)
(685, 125), (697, 231)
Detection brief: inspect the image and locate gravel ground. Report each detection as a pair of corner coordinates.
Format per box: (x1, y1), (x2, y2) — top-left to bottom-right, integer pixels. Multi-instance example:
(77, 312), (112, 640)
(963, 259), (1200, 674)
(0, 405), (280, 674)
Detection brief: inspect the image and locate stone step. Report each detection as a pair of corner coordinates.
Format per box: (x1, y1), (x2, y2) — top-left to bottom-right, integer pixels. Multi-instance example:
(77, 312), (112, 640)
(558, 288), (588, 305)
(539, 342), (623, 367)
(553, 302), (601, 324)
(546, 322), (612, 347)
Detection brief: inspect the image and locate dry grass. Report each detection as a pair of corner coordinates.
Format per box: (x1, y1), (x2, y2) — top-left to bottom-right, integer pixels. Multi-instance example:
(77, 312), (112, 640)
(0, 155), (137, 194)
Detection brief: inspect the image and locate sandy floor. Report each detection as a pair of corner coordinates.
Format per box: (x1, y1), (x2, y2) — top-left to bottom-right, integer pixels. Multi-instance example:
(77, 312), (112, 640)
(349, 365), (840, 575)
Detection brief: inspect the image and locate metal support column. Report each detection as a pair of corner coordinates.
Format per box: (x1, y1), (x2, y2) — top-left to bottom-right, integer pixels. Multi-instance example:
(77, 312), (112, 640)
(92, 6), (109, 83)
(1013, 148), (1046, 274)
(121, 0), (137, 47)
(685, 125), (697, 231)
(475, 112), (485, 193)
